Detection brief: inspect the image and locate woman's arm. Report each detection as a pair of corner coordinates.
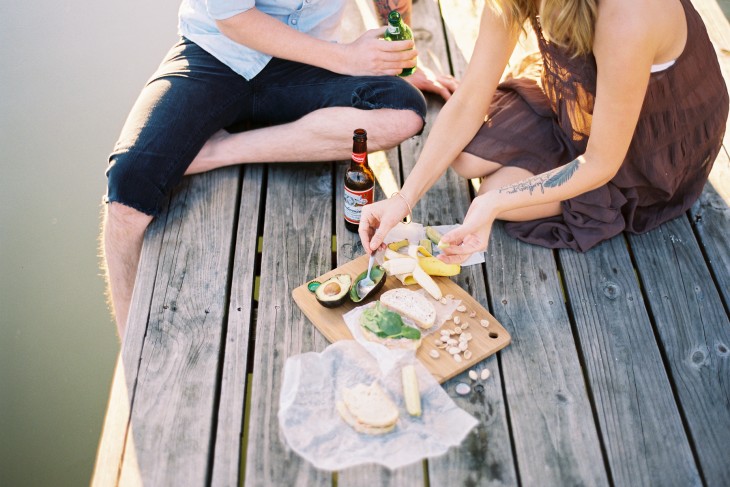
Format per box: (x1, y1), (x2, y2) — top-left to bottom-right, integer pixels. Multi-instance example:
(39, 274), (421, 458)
(216, 8), (416, 77)
(439, 0), (660, 262)
(359, 7), (519, 251)
(398, 9), (520, 205)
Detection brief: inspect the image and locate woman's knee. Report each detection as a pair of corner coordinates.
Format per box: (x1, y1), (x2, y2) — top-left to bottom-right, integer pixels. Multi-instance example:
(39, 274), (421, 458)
(451, 152), (502, 179)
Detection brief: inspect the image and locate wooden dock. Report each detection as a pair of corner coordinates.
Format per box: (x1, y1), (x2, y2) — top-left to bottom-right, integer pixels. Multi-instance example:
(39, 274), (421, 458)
(93, 0), (730, 485)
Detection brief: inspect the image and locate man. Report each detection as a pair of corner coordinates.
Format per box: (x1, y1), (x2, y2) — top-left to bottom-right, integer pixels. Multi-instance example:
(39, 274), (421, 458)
(103, 0), (457, 336)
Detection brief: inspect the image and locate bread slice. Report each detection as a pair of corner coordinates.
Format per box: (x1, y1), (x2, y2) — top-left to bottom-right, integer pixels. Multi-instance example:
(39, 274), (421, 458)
(341, 382), (399, 428)
(360, 326), (422, 351)
(380, 288), (436, 329)
(336, 401), (396, 435)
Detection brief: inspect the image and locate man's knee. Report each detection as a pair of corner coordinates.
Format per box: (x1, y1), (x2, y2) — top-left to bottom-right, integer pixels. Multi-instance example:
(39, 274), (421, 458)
(105, 150), (171, 219)
(382, 109), (424, 144)
(105, 201), (153, 237)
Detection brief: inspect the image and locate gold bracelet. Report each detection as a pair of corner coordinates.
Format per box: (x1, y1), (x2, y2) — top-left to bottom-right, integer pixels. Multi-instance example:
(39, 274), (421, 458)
(390, 191), (413, 224)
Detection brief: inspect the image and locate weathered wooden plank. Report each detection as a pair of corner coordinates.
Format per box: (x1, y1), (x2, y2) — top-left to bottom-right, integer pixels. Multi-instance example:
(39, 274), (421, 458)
(114, 167), (240, 486)
(485, 224), (608, 487)
(441, 1), (607, 485)
(559, 238), (701, 487)
(691, 0), (730, 308)
(93, 206), (168, 487)
(690, 147), (730, 309)
(243, 164), (332, 487)
(627, 216), (730, 486)
(211, 164), (264, 487)
(114, 168), (239, 485)
(387, 1), (517, 484)
(332, 85), (418, 484)
(335, 147), (425, 485)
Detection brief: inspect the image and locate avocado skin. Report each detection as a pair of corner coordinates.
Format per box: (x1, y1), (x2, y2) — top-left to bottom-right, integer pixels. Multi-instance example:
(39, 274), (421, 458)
(350, 265), (387, 303)
(315, 274), (352, 308)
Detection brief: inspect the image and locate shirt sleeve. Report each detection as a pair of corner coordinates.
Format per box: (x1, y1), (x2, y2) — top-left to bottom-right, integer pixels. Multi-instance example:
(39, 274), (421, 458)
(206, 0), (255, 20)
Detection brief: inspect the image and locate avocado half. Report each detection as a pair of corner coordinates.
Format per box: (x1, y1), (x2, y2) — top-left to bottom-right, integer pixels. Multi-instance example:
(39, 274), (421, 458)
(313, 274), (352, 308)
(350, 265), (386, 303)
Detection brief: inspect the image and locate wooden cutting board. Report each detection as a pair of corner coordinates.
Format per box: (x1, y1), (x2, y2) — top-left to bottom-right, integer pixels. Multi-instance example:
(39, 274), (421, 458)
(292, 254), (511, 384)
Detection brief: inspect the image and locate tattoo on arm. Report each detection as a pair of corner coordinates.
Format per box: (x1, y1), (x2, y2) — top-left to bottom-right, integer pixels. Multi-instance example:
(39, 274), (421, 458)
(497, 158), (583, 195)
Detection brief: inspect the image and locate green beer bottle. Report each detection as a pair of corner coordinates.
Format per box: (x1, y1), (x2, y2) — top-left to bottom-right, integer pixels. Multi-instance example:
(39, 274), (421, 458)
(383, 10), (416, 77)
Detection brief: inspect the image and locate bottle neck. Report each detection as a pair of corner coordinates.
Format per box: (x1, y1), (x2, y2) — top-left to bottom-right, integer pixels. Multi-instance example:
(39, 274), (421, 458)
(352, 137), (367, 165)
(351, 150), (367, 166)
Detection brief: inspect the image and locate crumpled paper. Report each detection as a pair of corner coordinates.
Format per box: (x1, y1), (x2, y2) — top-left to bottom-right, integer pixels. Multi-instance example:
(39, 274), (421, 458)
(383, 222), (485, 266)
(278, 340), (478, 471)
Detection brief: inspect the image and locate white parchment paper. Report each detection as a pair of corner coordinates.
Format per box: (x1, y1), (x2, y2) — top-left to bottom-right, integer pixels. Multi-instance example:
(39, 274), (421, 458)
(278, 340), (478, 471)
(344, 292), (460, 349)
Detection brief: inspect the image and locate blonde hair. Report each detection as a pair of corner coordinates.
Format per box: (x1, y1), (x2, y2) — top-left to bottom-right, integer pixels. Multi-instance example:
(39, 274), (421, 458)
(486, 0), (599, 57)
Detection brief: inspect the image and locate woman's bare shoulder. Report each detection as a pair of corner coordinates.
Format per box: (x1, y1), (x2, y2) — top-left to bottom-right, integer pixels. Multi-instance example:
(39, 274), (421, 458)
(594, 0), (685, 63)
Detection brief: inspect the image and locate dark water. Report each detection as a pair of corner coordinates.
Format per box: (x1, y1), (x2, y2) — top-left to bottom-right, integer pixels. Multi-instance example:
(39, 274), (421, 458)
(0, 1), (179, 485)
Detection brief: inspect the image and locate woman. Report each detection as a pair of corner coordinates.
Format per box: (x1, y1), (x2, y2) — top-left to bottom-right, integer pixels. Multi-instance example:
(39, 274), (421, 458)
(359, 0), (728, 263)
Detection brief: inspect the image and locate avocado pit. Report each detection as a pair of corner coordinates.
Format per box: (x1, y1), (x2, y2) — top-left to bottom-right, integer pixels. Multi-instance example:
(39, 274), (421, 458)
(312, 274), (352, 308)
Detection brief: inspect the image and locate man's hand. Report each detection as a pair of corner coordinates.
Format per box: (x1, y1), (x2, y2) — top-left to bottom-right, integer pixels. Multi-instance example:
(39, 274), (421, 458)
(405, 65), (459, 100)
(341, 28), (418, 76)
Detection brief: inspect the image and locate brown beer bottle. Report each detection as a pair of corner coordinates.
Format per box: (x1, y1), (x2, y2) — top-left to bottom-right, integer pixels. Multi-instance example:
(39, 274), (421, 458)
(344, 128), (375, 232)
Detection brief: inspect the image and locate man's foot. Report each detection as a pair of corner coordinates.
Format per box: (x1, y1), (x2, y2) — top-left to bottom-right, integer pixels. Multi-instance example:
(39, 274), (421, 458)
(187, 129), (233, 175)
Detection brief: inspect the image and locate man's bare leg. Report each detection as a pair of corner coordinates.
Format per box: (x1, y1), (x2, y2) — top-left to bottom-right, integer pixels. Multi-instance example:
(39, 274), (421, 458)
(103, 106), (421, 334)
(187, 107), (423, 174)
(102, 202), (153, 338)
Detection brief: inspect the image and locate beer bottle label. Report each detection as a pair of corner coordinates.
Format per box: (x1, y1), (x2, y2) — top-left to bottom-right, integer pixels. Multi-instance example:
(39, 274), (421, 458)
(352, 152), (366, 164)
(344, 185), (374, 225)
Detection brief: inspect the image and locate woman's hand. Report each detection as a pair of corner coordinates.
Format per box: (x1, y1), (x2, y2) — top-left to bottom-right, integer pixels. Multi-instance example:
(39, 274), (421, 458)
(438, 195), (498, 264)
(358, 196), (411, 254)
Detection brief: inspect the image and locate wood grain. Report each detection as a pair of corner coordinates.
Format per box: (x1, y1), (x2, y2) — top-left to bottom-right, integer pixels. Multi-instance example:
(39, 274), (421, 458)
(690, 148), (730, 310)
(211, 165), (264, 487)
(559, 237), (701, 486)
(114, 168), (240, 485)
(487, 224), (609, 487)
(441, 0), (607, 485)
(332, 96), (423, 485)
(628, 216), (730, 486)
(243, 164), (333, 487)
(92, 203), (168, 487)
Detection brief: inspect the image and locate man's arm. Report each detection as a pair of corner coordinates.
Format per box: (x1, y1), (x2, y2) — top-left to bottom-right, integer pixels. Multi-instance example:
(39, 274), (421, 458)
(371, 0), (459, 99)
(216, 8), (416, 77)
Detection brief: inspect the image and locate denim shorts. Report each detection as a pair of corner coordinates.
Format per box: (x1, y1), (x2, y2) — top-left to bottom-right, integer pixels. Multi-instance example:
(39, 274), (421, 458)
(105, 37), (427, 216)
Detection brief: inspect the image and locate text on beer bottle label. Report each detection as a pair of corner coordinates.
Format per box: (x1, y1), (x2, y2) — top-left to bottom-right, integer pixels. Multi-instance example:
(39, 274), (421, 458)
(343, 186), (374, 224)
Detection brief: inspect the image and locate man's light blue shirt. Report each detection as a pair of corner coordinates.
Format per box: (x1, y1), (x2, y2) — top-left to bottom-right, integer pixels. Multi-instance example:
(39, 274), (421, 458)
(178, 0), (346, 80)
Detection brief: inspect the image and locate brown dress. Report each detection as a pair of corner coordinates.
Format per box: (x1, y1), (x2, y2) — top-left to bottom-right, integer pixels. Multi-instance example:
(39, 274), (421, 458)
(463, 0), (728, 252)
